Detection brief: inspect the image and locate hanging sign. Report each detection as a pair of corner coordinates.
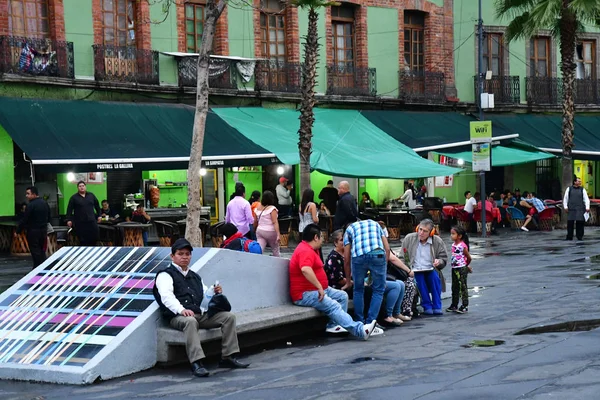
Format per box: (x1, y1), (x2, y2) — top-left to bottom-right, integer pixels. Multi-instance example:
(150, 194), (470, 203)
(472, 142), (491, 172)
(470, 121), (492, 143)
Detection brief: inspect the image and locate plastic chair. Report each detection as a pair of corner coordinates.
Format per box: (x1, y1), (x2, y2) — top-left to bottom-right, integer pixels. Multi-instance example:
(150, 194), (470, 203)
(538, 208), (555, 231)
(506, 206), (525, 229)
(473, 209), (493, 235)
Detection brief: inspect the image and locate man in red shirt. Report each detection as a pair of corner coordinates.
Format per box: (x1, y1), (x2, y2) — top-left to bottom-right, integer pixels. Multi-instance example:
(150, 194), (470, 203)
(289, 224), (377, 340)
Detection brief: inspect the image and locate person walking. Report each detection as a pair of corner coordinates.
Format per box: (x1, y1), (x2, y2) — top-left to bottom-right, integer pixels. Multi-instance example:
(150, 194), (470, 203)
(16, 186), (51, 268)
(342, 219), (390, 327)
(66, 181), (101, 246)
(563, 177), (590, 241)
(254, 190), (281, 256)
(225, 184), (254, 238)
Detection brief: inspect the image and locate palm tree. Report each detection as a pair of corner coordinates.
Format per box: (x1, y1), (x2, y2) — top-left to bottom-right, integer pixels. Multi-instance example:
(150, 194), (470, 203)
(495, 0), (599, 212)
(290, 0), (338, 193)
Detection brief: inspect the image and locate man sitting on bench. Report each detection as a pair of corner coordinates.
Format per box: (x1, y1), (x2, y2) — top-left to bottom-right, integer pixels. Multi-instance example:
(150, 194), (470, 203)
(153, 238), (250, 378)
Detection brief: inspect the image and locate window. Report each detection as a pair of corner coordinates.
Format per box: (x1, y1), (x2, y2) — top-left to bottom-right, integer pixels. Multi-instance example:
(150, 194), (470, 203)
(530, 37), (550, 77)
(483, 33), (503, 76)
(403, 11), (425, 72)
(260, 0), (286, 61)
(102, 0), (136, 47)
(185, 2), (204, 52)
(331, 5), (355, 69)
(576, 40), (595, 79)
(8, 0), (49, 38)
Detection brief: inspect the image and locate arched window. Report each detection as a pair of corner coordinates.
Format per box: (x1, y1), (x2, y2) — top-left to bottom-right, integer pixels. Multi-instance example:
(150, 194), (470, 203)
(8, 0), (49, 38)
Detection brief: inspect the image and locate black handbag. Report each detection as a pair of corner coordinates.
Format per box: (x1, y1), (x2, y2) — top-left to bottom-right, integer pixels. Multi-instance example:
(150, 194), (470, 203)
(387, 262), (409, 282)
(207, 294), (232, 318)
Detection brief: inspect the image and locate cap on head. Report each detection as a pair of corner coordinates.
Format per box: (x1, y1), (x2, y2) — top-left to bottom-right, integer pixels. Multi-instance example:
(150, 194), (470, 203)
(171, 238), (193, 254)
(279, 177), (288, 184)
(220, 223), (238, 239)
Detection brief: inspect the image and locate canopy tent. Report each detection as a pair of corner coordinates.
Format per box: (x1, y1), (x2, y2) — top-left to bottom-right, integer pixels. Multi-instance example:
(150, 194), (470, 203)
(484, 114), (600, 160)
(0, 98), (277, 172)
(438, 141), (555, 167)
(361, 110), (517, 151)
(213, 107), (461, 179)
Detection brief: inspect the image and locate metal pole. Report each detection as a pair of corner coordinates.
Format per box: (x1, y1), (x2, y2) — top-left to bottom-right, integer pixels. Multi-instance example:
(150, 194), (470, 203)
(477, 0), (487, 237)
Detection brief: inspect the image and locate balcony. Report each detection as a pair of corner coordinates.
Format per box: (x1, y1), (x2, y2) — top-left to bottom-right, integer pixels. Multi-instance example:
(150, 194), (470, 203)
(93, 45), (159, 85)
(326, 64), (376, 96)
(526, 76), (600, 105)
(473, 75), (521, 105)
(0, 35), (74, 79)
(255, 60), (301, 93)
(177, 56), (238, 90)
(398, 70), (446, 104)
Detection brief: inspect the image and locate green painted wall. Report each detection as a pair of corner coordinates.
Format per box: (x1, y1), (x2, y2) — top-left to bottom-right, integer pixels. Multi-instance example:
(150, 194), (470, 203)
(64, 0), (94, 78)
(57, 174), (107, 215)
(225, 170), (262, 201)
(434, 169), (476, 204)
(358, 179), (380, 205)
(0, 127), (15, 217)
(150, 2), (179, 85)
(146, 170), (189, 208)
(298, 8), (327, 94)
(310, 171), (332, 195)
(513, 162), (536, 193)
(228, 5), (254, 58)
(377, 179), (404, 204)
(367, 7), (399, 97)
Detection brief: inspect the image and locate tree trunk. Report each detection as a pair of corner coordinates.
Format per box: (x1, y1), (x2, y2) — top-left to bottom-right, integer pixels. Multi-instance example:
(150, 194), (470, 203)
(186, 0), (227, 246)
(297, 7), (320, 195)
(558, 2), (576, 228)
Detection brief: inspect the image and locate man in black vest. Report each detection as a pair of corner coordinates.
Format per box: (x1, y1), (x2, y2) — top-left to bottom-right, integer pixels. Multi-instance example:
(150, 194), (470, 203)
(563, 177), (590, 241)
(153, 238), (249, 377)
(16, 186), (51, 268)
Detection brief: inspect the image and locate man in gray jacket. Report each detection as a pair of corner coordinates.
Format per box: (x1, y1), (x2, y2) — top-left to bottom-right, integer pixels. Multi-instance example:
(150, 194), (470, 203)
(401, 219), (448, 315)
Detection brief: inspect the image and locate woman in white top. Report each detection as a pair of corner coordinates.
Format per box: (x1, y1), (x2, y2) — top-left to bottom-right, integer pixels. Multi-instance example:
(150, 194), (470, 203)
(399, 183), (418, 210)
(254, 190), (281, 256)
(299, 189), (319, 233)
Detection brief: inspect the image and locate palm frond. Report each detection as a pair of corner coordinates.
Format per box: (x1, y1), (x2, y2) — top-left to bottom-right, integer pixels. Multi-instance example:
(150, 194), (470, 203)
(570, 0), (600, 26)
(495, 0), (538, 20)
(288, 0), (339, 9)
(504, 13), (536, 41)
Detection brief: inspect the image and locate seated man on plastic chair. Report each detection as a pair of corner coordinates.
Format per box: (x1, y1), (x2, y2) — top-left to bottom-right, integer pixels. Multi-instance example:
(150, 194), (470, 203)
(520, 192), (546, 232)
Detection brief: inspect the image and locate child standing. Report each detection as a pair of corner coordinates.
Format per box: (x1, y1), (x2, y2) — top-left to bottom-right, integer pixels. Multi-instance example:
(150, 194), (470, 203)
(447, 226), (472, 313)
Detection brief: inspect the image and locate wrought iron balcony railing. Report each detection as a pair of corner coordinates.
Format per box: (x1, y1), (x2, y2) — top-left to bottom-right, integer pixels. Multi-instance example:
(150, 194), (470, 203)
(526, 76), (600, 105)
(177, 56), (238, 90)
(255, 60), (301, 93)
(93, 45), (159, 85)
(326, 64), (376, 96)
(0, 35), (74, 79)
(398, 70), (446, 104)
(473, 75), (521, 104)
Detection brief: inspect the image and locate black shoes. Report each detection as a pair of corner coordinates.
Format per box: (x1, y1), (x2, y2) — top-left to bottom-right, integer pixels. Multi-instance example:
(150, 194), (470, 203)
(191, 361), (210, 378)
(219, 357), (250, 369)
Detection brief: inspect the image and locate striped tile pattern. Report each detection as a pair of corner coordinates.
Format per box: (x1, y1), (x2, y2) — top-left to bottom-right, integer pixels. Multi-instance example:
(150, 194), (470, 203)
(0, 247), (189, 367)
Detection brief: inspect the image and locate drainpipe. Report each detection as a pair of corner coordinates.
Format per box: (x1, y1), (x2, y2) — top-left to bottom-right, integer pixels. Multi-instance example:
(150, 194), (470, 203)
(23, 153), (34, 186)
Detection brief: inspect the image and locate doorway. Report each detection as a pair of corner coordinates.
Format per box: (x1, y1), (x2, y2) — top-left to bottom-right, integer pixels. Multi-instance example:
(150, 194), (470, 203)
(485, 167), (505, 196)
(200, 169), (218, 222)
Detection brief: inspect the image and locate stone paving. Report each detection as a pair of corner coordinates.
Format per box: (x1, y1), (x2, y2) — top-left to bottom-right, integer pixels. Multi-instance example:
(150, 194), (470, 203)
(1, 227), (600, 399)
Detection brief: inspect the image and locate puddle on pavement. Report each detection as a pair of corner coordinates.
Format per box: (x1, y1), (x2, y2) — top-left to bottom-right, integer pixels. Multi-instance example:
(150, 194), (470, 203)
(349, 357), (387, 364)
(515, 319), (600, 335)
(462, 340), (505, 348)
(572, 255), (600, 264)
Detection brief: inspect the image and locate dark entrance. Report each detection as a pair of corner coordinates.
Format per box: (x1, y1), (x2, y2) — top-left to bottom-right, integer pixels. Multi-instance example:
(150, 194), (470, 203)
(485, 166), (505, 195)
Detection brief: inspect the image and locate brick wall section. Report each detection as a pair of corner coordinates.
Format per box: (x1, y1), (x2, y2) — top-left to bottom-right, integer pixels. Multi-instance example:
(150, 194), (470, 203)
(92, 0), (151, 49)
(0, 0), (65, 41)
(252, 1), (300, 62)
(177, 1), (229, 55)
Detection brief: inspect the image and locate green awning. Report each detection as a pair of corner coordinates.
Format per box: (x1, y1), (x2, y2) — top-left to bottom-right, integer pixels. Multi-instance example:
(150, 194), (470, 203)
(213, 107), (461, 179)
(0, 97), (277, 171)
(438, 144), (555, 167)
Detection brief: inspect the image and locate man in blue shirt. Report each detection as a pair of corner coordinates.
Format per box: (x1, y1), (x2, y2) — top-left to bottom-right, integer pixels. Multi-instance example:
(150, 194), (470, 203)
(342, 219), (390, 326)
(521, 191), (546, 232)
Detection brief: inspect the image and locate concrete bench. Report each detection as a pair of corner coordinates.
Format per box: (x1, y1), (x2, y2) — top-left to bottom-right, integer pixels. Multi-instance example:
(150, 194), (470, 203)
(156, 305), (324, 364)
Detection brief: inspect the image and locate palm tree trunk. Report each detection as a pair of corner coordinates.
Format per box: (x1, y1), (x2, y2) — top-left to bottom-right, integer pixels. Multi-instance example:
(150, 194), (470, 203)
(559, 2), (576, 228)
(298, 7), (320, 194)
(186, 0), (226, 247)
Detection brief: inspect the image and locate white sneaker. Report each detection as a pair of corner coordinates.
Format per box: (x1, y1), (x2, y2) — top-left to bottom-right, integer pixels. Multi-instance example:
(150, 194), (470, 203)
(363, 320), (377, 341)
(521, 226), (529, 232)
(326, 325), (348, 334)
(371, 326), (385, 336)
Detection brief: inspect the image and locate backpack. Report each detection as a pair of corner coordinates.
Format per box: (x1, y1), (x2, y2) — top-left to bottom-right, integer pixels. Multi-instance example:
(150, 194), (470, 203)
(239, 237), (263, 254)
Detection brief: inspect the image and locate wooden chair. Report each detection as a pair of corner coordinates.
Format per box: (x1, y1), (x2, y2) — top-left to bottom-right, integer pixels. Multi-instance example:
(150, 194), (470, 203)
(318, 217), (331, 243)
(278, 217), (294, 248)
(46, 232), (58, 257)
(506, 206), (525, 229)
(154, 220), (180, 247)
(400, 213), (417, 236)
(538, 208), (555, 231)
(210, 221), (225, 248)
